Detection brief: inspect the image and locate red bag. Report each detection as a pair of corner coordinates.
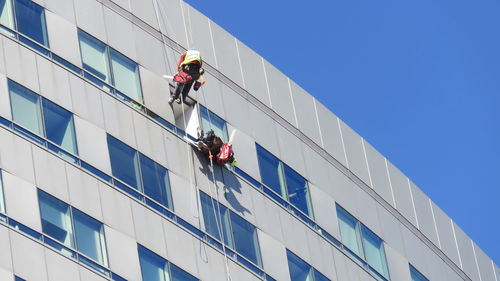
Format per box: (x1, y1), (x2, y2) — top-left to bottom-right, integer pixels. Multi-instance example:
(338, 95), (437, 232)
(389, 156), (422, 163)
(216, 143), (234, 165)
(173, 71), (192, 83)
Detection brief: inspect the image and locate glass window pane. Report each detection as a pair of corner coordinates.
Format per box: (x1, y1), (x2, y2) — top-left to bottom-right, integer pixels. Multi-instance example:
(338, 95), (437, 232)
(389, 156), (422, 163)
(230, 211), (261, 266)
(336, 206), (363, 257)
(200, 106), (228, 142)
(361, 226), (388, 277)
(286, 250), (313, 281)
(14, 0), (48, 46)
(170, 263), (198, 281)
(140, 154), (172, 209)
(284, 165), (312, 216)
(42, 99), (78, 154)
(0, 0), (14, 29)
(313, 269), (330, 281)
(9, 80), (43, 136)
(110, 49), (142, 102)
(410, 265), (428, 281)
(200, 193), (233, 246)
(0, 171), (4, 214)
(256, 145), (286, 197)
(107, 135), (141, 190)
(79, 31), (110, 83)
(38, 191), (74, 247)
(138, 245), (168, 281)
(73, 209), (107, 266)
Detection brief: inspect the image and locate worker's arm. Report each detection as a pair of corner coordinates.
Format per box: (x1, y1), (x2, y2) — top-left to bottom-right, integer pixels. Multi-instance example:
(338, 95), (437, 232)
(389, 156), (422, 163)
(177, 52), (186, 70)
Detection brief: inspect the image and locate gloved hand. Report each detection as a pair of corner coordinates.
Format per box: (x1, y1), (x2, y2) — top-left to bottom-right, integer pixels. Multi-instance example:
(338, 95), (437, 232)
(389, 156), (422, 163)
(193, 81), (202, 91)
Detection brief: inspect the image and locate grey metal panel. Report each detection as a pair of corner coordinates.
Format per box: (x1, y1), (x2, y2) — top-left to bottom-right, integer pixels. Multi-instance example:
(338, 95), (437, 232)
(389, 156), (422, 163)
(249, 187), (284, 242)
(496, 266), (499, 281)
(315, 101), (347, 166)
(10, 231), (48, 281)
(73, 116), (112, 175)
(236, 40), (271, 106)
(133, 25), (168, 76)
(248, 103), (280, 158)
(276, 124), (307, 176)
(169, 172), (199, 228)
(3, 37), (39, 93)
(355, 184), (382, 235)
(221, 85), (253, 137)
(101, 94), (137, 148)
(447, 266), (464, 281)
(104, 226), (143, 281)
(302, 143), (330, 192)
(431, 202), (461, 267)
(45, 11), (82, 67)
(3, 171), (42, 232)
(197, 72), (226, 119)
(227, 124), (260, 180)
(375, 204), (406, 260)
(401, 225), (429, 277)
(0, 268), (13, 281)
(424, 248), (448, 281)
(222, 169), (256, 224)
(305, 229), (334, 279)
(257, 230), (290, 281)
(474, 243), (496, 281)
(103, 6), (137, 61)
(0, 74), (12, 120)
(45, 0), (76, 23)
(384, 245), (411, 281)
(279, 208), (311, 263)
(210, 23), (243, 86)
(264, 61), (296, 126)
(44, 248), (81, 281)
(307, 183), (339, 239)
(0, 36), (5, 75)
(139, 66), (175, 124)
(0, 226), (12, 272)
(69, 76), (106, 129)
(131, 110), (153, 158)
(156, 0), (188, 48)
(193, 243), (227, 281)
(363, 141), (394, 206)
(0, 129), (35, 183)
(32, 146), (69, 202)
(227, 260), (260, 281)
(329, 171), (359, 218)
(163, 131), (193, 181)
(184, 5), (216, 67)
(131, 201), (167, 258)
(410, 181), (439, 246)
(66, 163), (103, 221)
(162, 220), (199, 278)
(339, 121), (371, 186)
(36, 56), (73, 111)
(387, 162), (417, 225)
(130, 0), (158, 29)
(289, 81), (322, 145)
(79, 266), (108, 281)
(74, 0), (107, 41)
(453, 223), (480, 281)
(99, 182), (136, 238)
(108, 0), (130, 11)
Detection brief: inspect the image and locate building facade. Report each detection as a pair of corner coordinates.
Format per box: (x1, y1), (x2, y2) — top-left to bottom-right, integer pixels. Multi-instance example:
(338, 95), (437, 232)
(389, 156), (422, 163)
(0, 0), (496, 281)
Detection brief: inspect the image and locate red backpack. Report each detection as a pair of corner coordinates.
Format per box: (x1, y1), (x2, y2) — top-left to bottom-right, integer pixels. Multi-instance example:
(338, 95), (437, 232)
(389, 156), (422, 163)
(173, 71), (192, 83)
(216, 143), (234, 165)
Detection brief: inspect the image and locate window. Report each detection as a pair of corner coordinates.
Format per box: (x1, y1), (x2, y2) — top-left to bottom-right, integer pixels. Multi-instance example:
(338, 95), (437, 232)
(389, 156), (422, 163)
(8, 80), (78, 154)
(200, 192), (262, 267)
(38, 190), (108, 266)
(256, 144), (313, 217)
(286, 250), (330, 281)
(138, 245), (198, 281)
(107, 135), (173, 209)
(0, 171), (5, 214)
(200, 105), (228, 142)
(78, 30), (143, 102)
(336, 205), (389, 278)
(410, 265), (429, 281)
(0, 0), (48, 45)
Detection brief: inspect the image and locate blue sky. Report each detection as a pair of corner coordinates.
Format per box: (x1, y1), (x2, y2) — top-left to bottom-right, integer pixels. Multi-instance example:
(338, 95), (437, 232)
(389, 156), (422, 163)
(184, 0), (500, 263)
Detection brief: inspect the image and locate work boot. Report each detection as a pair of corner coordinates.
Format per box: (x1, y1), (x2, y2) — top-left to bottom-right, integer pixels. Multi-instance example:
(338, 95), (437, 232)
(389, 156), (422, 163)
(168, 97), (175, 104)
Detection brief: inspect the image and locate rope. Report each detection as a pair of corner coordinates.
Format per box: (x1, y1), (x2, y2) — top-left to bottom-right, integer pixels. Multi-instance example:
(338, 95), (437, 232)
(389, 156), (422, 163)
(152, 1), (232, 280)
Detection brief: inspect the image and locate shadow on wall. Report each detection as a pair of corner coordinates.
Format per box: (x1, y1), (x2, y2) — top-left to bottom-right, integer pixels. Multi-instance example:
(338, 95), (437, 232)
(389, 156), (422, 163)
(195, 150), (250, 215)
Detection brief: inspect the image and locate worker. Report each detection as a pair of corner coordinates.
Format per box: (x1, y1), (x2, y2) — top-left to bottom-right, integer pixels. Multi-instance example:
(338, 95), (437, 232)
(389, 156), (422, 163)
(196, 129), (236, 166)
(169, 49), (206, 104)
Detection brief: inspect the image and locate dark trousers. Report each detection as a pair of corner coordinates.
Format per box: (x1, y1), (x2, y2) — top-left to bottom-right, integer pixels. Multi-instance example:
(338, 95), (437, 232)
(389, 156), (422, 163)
(171, 64), (201, 100)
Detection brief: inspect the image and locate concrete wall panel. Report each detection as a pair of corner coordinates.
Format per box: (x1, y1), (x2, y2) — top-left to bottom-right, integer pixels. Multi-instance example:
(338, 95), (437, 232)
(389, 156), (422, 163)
(103, 6), (137, 61)
(264, 61), (296, 126)
(387, 162), (417, 225)
(74, 116), (112, 175)
(102, 94), (137, 148)
(131, 202), (167, 257)
(315, 101), (346, 166)
(339, 121), (371, 186)
(36, 56), (73, 111)
(431, 202), (461, 267)
(236, 41), (270, 106)
(364, 142), (394, 206)
(249, 104), (280, 158)
(74, 0), (107, 41)
(139, 66), (175, 124)
(105, 226), (142, 281)
(385, 245), (411, 281)
(258, 230), (290, 281)
(221, 85), (253, 136)
(308, 183), (339, 239)
(276, 124), (307, 176)
(3, 38), (39, 93)
(45, 0), (76, 23)
(227, 124), (260, 180)
(32, 146), (69, 202)
(46, 11), (82, 67)
(211, 23), (243, 86)
(45, 248), (81, 281)
(133, 26), (167, 76)
(0, 227), (12, 272)
(69, 77), (105, 129)
(162, 220), (199, 278)
(66, 163), (103, 221)
(99, 182), (136, 238)
(290, 82), (322, 144)
(10, 231), (48, 281)
(0, 129), (35, 183)
(0, 74), (11, 120)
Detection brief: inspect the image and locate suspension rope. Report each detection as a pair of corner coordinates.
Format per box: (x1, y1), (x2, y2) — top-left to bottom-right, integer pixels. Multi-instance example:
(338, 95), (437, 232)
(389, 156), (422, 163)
(151, 1), (232, 280)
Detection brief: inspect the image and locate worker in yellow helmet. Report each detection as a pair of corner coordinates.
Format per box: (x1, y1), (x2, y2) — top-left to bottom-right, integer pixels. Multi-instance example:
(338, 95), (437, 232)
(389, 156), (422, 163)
(169, 49), (206, 104)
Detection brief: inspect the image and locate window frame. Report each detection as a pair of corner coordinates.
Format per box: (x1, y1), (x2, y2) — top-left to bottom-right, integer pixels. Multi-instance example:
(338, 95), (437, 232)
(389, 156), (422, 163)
(199, 105), (229, 142)
(256, 143), (314, 218)
(138, 244), (199, 281)
(0, 170), (5, 214)
(0, 0), (49, 46)
(286, 249), (330, 281)
(336, 204), (390, 278)
(77, 29), (143, 102)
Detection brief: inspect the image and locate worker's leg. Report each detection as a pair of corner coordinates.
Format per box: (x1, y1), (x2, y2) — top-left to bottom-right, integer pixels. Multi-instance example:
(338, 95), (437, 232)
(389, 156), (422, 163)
(180, 80), (194, 102)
